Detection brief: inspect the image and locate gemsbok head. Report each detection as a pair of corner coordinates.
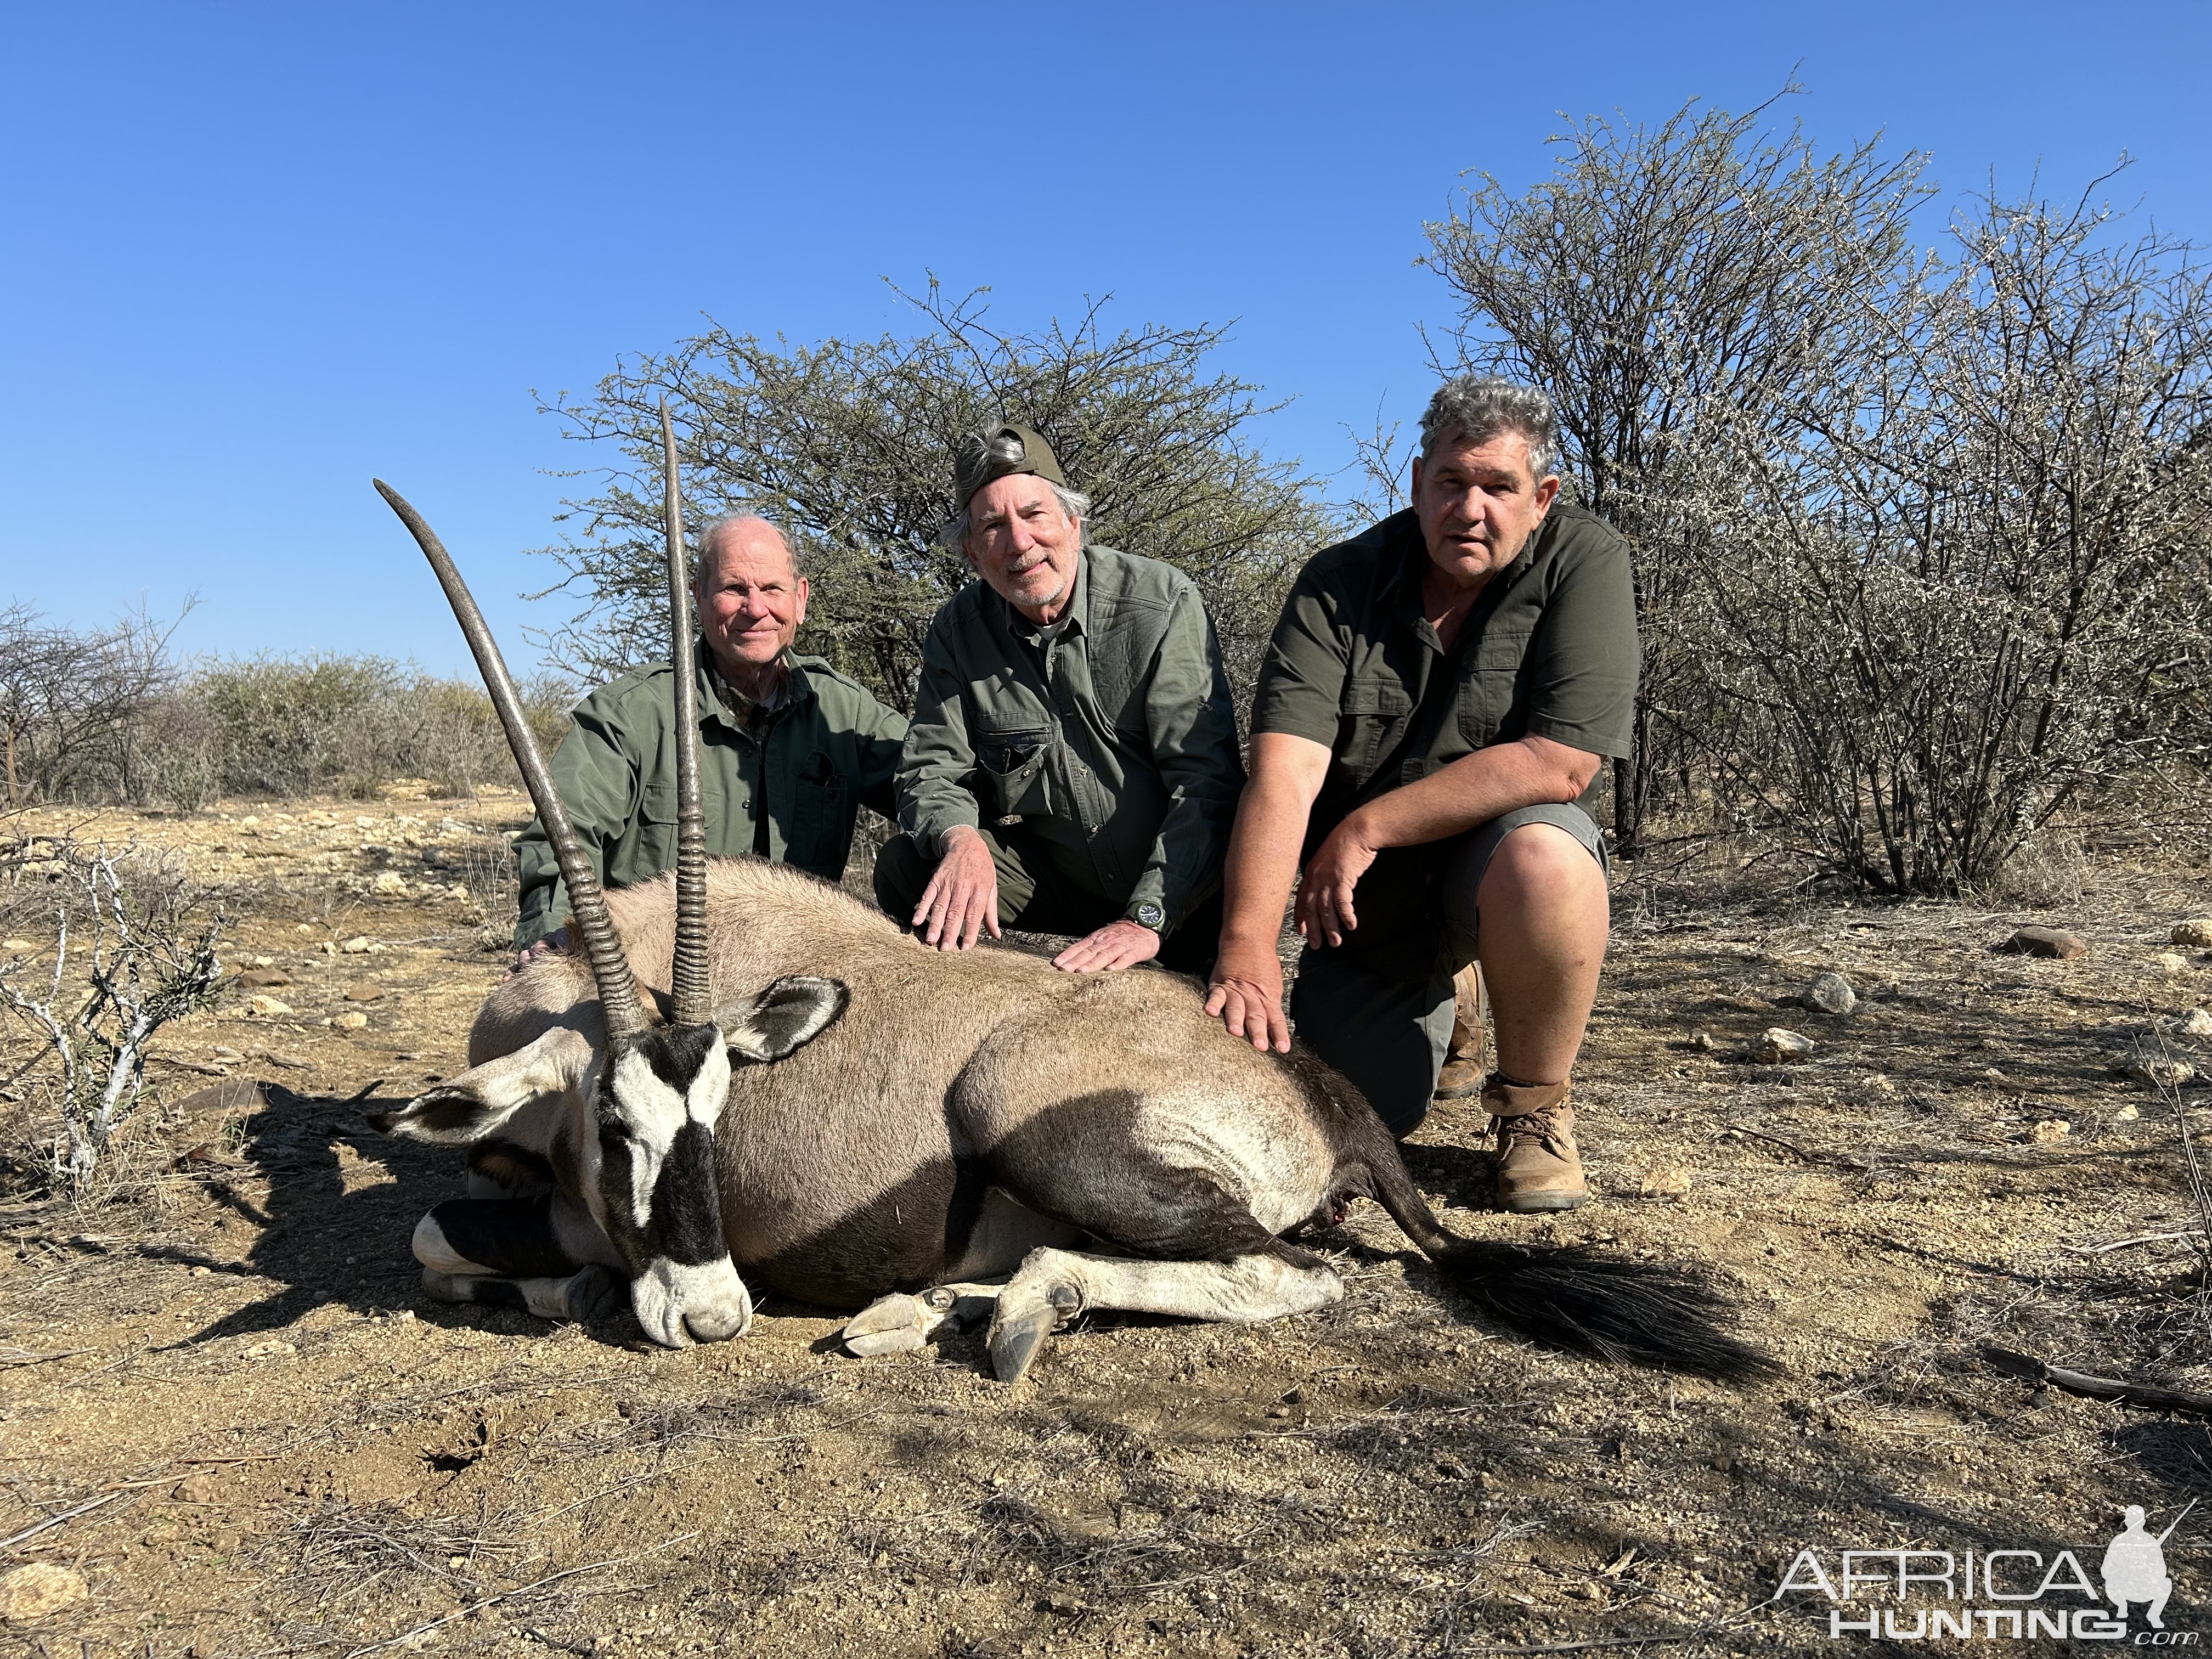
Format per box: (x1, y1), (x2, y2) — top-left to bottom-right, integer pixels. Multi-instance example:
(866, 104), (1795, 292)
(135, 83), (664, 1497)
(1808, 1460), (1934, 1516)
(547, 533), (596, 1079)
(366, 405), (846, 1345)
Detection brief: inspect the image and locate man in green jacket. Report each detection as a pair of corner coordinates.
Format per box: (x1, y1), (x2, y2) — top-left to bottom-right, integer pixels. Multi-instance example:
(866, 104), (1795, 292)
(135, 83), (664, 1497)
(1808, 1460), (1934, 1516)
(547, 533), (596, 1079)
(873, 422), (1244, 975)
(512, 515), (907, 959)
(1204, 376), (1637, 1213)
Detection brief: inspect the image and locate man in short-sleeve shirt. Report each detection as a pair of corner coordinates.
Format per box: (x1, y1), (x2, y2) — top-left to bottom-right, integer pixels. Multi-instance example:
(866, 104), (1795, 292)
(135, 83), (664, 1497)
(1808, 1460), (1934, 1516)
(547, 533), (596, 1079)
(1204, 376), (1637, 1212)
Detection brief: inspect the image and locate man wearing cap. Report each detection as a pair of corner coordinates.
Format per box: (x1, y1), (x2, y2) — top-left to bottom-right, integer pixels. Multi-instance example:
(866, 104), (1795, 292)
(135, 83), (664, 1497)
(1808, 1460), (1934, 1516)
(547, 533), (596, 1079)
(1204, 376), (1637, 1214)
(514, 514), (907, 960)
(873, 422), (1244, 975)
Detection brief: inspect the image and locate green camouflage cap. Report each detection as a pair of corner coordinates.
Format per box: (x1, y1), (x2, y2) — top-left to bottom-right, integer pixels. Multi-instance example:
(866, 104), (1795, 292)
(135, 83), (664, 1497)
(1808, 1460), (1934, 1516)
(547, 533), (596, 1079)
(953, 421), (1066, 511)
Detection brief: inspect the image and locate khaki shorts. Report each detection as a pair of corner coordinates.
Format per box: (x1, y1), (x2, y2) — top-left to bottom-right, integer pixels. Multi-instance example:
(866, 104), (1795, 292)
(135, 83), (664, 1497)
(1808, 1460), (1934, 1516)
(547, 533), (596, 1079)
(1288, 803), (1607, 1138)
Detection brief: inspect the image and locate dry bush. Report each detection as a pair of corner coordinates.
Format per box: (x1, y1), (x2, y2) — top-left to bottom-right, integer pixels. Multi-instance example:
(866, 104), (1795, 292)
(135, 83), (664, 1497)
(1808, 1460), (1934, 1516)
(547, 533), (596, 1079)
(170, 656), (572, 805)
(0, 602), (193, 809)
(1671, 185), (2212, 893)
(1426, 87), (2212, 891)
(1422, 86), (1932, 855)
(0, 829), (226, 1190)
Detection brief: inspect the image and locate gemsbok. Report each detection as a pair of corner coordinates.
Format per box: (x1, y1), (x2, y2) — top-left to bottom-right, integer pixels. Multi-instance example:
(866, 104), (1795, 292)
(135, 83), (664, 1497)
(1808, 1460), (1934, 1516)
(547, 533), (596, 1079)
(365, 415), (1771, 1385)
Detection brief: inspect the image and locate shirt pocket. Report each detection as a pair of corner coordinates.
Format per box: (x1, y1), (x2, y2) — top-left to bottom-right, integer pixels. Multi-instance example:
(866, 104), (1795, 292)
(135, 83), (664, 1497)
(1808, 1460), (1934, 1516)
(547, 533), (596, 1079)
(1338, 681), (1413, 775)
(975, 726), (1057, 820)
(1457, 631), (1533, 751)
(788, 750), (848, 873)
(611, 780), (680, 887)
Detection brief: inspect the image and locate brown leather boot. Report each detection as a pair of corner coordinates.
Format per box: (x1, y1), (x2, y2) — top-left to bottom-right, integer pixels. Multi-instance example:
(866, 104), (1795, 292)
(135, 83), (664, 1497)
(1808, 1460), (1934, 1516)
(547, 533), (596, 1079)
(1484, 1076), (1589, 1213)
(1432, 963), (1488, 1101)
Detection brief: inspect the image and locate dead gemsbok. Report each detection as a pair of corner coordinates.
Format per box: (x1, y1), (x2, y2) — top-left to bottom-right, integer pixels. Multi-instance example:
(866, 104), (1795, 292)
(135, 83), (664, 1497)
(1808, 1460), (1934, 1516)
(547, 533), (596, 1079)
(365, 421), (1773, 1385)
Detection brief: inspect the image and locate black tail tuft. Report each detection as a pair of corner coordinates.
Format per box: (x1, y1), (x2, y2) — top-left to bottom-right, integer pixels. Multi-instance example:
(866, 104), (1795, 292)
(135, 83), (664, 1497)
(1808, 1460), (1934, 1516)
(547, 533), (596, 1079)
(1436, 1239), (1777, 1383)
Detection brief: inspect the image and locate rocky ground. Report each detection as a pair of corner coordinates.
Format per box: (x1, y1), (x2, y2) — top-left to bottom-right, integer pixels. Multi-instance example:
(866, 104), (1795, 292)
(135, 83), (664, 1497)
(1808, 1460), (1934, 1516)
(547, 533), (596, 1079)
(4, 792), (2212, 1657)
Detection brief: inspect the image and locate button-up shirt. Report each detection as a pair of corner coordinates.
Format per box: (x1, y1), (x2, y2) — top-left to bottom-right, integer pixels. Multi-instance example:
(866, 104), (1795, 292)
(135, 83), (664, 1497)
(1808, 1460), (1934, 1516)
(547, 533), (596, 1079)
(895, 544), (1245, 937)
(514, 639), (907, 947)
(1250, 503), (1638, 974)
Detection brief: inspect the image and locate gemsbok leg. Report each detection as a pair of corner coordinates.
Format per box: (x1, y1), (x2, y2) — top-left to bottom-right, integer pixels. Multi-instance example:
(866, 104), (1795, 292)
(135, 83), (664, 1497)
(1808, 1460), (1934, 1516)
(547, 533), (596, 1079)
(410, 1192), (626, 1323)
(986, 1244), (1345, 1384)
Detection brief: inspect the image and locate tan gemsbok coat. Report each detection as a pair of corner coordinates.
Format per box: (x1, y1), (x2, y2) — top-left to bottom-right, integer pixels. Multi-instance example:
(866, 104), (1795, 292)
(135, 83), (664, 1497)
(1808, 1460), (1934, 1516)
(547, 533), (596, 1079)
(366, 420), (1770, 1385)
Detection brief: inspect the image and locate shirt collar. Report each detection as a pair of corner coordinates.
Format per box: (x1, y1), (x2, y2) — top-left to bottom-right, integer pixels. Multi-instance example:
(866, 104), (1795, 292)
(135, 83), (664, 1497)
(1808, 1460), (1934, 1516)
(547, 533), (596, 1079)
(1376, 507), (1548, 613)
(997, 550), (1090, 643)
(698, 639), (805, 731)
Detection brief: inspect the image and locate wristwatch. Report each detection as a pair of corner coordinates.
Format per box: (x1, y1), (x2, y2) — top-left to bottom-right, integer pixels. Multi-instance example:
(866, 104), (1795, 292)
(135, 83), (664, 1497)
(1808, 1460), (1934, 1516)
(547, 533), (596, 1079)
(1128, 901), (1165, 932)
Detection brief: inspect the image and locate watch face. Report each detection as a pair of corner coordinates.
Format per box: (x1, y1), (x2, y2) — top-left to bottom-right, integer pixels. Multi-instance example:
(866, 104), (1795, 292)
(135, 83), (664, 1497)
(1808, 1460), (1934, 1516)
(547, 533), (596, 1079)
(1135, 902), (1164, 929)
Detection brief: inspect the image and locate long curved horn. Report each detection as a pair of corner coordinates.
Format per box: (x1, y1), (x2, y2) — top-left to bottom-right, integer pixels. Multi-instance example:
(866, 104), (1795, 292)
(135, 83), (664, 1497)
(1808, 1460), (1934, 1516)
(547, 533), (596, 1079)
(661, 403), (710, 1028)
(373, 479), (645, 1046)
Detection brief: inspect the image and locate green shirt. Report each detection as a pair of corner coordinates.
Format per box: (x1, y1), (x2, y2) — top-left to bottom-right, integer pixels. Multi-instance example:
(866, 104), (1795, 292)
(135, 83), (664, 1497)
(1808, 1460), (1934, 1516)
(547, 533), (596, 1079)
(1250, 503), (1638, 973)
(896, 544), (1245, 937)
(514, 640), (908, 948)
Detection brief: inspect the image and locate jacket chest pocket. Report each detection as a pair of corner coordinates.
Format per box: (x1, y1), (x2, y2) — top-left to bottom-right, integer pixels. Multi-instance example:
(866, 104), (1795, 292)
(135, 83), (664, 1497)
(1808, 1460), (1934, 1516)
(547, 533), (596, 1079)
(977, 727), (1057, 820)
(1338, 681), (1413, 776)
(789, 751), (847, 868)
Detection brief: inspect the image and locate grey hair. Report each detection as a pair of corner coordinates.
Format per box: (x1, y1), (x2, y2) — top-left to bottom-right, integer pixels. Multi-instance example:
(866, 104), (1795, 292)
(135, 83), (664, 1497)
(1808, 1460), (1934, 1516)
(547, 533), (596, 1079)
(1419, 375), (1561, 482)
(693, 513), (805, 581)
(935, 463), (1092, 551)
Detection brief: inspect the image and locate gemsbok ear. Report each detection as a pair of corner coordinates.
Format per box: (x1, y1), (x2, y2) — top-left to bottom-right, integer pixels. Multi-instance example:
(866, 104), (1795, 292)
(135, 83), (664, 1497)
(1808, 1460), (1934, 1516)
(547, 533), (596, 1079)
(366, 1027), (596, 1143)
(716, 975), (850, 1065)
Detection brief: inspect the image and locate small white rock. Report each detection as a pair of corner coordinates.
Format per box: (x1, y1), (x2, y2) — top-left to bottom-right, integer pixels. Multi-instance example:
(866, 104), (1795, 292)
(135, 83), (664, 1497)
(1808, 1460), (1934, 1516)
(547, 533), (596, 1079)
(1754, 1028), (1816, 1063)
(370, 871), (407, 896)
(2157, 952), (2191, 975)
(2184, 1009), (2212, 1039)
(340, 936), (373, 954)
(2114, 1104), (2142, 1122)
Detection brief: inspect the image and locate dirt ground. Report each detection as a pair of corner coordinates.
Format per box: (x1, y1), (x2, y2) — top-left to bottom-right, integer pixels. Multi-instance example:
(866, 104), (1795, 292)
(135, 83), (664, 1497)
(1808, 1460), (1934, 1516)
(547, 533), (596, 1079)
(4, 792), (2212, 1658)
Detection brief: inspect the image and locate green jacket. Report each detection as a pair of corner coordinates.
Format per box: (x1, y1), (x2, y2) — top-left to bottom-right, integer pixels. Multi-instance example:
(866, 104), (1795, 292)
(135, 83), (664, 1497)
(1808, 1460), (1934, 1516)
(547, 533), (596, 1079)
(514, 641), (907, 948)
(896, 544), (1244, 938)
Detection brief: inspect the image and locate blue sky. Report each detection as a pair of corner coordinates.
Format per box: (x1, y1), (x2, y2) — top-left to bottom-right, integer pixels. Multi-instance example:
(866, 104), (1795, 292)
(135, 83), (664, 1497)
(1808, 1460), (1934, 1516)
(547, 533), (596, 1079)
(5, 2), (2208, 678)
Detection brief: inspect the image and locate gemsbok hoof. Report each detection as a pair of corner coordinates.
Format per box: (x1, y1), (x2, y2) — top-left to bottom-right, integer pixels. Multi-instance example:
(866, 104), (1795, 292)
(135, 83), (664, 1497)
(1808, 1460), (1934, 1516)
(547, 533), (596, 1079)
(843, 1292), (935, 1357)
(987, 1282), (1082, 1386)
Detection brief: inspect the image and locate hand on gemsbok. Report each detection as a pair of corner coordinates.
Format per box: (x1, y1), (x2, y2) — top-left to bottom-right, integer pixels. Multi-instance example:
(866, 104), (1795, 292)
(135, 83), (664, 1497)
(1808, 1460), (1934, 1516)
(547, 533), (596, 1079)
(912, 825), (1002, 951)
(1052, 919), (1161, 972)
(1205, 945), (1291, 1053)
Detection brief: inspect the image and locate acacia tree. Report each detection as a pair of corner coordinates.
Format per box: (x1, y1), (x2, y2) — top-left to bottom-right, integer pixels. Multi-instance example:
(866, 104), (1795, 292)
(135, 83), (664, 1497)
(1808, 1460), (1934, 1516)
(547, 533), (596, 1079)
(1420, 90), (1932, 854)
(534, 283), (1335, 716)
(1675, 184), (2212, 891)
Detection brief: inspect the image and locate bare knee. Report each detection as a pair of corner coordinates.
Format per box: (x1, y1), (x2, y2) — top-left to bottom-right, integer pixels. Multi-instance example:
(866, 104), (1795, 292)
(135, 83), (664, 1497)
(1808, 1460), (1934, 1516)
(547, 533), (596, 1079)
(1477, 823), (1606, 921)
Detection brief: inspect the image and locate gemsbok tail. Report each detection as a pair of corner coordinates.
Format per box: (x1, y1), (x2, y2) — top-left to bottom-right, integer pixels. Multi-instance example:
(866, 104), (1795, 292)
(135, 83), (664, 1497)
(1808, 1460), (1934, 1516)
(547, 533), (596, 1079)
(1348, 1099), (1776, 1383)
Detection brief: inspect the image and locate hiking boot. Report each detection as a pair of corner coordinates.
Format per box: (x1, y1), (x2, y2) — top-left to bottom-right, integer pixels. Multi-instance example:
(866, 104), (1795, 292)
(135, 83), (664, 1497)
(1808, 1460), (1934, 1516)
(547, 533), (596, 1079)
(1485, 1077), (1589, 1213)
(1432, 963), (1488, 1101)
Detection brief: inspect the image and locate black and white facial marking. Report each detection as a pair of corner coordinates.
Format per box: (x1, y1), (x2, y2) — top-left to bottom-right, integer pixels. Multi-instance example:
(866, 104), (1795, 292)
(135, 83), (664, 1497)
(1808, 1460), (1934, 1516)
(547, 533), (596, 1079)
(595, 1022), (753, 1347)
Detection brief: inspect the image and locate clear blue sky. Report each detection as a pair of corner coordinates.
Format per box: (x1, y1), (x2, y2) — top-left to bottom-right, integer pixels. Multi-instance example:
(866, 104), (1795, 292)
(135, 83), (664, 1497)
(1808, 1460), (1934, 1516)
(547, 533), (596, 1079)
(5, 2), (2207, 678)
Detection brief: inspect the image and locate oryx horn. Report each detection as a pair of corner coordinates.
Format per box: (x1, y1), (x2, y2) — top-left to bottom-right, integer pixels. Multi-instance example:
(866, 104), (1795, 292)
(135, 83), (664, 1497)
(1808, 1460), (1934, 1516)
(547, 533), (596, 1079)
(373, 479), (646, 1046)
(661, 400), (712, 1029)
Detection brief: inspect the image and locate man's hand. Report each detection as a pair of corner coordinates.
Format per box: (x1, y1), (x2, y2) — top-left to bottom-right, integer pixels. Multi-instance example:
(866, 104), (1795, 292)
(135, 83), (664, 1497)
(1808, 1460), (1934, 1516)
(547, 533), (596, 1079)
(505, 925), (569, 983)
(1052, 919), (1161, 973)
(1205, 944), (1291, 1053)
(1295, 817), (1379, 947)
(912, 825), (1002, 951)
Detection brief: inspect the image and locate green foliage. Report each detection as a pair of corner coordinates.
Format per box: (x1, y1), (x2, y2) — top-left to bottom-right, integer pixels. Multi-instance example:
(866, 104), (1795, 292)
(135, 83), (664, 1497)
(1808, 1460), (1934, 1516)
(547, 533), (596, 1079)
(533, 281), (1339, 716)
